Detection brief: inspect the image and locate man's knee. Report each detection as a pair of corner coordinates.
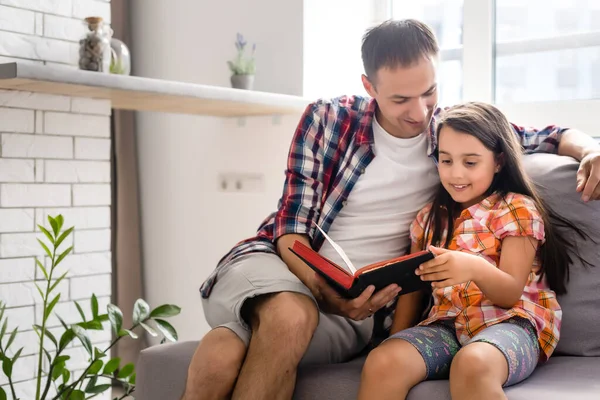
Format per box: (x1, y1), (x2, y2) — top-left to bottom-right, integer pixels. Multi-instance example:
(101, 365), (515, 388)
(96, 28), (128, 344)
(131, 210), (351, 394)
(191, 327), (246, 376)
(244, 292), (319, 340)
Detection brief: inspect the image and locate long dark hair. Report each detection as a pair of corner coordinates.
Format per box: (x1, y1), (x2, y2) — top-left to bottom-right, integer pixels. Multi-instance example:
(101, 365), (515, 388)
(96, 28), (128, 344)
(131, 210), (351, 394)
(424, 102), (589, 295)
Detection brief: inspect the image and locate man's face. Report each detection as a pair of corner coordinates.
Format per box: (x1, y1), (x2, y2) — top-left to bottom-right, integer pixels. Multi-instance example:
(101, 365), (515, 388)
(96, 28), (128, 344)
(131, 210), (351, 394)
(362, 56), (438, 139)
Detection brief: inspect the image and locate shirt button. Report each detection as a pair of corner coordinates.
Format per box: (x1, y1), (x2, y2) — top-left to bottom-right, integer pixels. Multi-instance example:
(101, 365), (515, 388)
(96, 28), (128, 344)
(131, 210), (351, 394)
(359, 168), (365, 174)
(342, 200), (348, 206)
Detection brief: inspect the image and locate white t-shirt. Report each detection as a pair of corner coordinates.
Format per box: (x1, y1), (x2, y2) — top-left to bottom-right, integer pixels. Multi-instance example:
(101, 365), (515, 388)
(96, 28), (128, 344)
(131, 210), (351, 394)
(318, 117), (439, 270)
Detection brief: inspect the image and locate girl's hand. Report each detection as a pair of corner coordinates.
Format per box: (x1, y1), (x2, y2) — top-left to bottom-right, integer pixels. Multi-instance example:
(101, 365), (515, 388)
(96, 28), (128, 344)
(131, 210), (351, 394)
(416, 246), (484, 288)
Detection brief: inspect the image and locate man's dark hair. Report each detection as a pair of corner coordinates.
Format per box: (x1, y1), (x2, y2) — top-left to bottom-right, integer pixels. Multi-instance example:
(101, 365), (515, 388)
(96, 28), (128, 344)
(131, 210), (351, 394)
(361, 19), (439, 84)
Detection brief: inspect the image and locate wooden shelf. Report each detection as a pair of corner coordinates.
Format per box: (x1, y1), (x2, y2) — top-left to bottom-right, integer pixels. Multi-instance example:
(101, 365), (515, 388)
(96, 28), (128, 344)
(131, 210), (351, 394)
(0, 62), (310, 117)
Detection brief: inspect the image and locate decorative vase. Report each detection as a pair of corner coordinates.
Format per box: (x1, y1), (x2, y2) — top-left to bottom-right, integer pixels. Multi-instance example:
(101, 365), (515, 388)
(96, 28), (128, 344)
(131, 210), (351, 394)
(230, 74), (255, 90)
(110, 38), (131, 75)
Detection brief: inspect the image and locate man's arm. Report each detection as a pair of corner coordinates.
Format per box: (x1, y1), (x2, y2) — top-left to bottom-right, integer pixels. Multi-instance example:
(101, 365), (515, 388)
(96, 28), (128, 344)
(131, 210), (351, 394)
(513, 123), (600, 201)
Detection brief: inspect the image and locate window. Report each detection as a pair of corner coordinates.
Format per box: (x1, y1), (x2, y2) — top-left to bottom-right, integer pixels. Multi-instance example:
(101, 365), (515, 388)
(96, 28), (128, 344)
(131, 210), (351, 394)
(495, 0), (600, 103)
(391, 0), (464, 107)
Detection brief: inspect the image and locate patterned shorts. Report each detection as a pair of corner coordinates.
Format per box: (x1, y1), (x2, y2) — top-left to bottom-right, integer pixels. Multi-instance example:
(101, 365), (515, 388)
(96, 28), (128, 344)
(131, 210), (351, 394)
(386, 317), (540, 387)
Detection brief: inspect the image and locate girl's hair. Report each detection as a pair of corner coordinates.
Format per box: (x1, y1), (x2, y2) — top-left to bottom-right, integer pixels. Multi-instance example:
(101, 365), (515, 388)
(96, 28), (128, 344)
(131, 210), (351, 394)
(424, 102), (590, 295)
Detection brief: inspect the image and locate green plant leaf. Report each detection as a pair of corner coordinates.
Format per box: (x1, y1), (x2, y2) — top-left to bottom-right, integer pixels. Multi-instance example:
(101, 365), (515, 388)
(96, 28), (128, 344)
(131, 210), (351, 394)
(53, 355), (70, 365)
(133, 299), (150, 325)
(94, 347), (106, 359)
(6, 327), (18, 349)
(0, 386), (6, 400)
(0, 319), (7, 339)
(118, 329), (138, 339)
(74, 301), (87, 322)
(52, 361), (65, 381)
(77, 320), (103, 330)
(0, 302), (5, 323)
(84, 376), (98, 392)
(38, 225), (55, 245)
(91, 294), (99, 319)
(150, 304), (181, 318)
(155, 319), (178, 342)
(59, 329), (75, 351)
(11, 347), (22, 364)
(57, 315), (69, 330)
(54, 246), (73, 268)
(37, 238), (53, 259)
(102, 357), (120, 375)
(107, 304), (123, 335)
(36, 258), (49, 280)
(2, 355), (12, 377)
(71, 325), (93, 356)
(87, 384), (111, 394)
(54, 227), (73, 249)
(44, 293), (61, 322)
(48, 215), (59, 237)
(49, 271), (69, 294)
(34, 282), (45, 300)
(55, 215), (64, 231)
(69, 390), (85, 400)
(129, 372), (136, 385)
(62, 368), (70, 384)
(88, 359), (103, 375)
(43, 347), (53, 365)
(140, 322), (157, 337)
(34, 324), (57, 347)
(117, 363), (135, 379)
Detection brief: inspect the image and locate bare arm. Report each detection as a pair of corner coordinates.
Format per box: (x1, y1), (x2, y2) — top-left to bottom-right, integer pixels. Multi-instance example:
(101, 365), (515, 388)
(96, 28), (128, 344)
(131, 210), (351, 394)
(276, 233), (319, 295)
(558, 129), (600, 161)
(472, 236), (537, 308)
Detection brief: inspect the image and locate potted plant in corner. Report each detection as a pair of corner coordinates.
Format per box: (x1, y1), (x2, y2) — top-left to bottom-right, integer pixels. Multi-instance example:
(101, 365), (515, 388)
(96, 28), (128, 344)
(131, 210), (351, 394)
(0, 215), (181, 400)
(228, 33), (256, 90)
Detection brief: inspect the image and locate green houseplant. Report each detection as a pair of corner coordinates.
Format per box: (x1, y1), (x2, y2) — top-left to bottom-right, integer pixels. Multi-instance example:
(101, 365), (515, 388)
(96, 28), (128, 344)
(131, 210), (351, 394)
(227, 33), (256, 90)
(0, 215), (181, 399)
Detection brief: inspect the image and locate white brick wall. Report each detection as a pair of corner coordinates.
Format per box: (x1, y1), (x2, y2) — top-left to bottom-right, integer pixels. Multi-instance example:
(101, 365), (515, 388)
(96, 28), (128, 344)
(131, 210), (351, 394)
(0, 0), (113, 394)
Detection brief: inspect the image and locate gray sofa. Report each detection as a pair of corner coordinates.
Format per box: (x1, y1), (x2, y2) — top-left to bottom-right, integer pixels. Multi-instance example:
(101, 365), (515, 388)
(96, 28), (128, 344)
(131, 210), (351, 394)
(136, 154), (600, 399)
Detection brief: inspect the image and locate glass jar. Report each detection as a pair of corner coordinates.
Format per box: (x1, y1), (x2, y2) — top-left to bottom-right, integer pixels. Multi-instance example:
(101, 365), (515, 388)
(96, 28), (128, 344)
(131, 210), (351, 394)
(79, 16), (113, 73)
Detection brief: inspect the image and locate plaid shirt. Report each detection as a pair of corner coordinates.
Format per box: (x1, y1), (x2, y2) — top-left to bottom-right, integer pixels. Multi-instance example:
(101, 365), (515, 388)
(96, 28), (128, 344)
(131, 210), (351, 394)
(200, 96), (566, 316)
(411, 192), (560, 361)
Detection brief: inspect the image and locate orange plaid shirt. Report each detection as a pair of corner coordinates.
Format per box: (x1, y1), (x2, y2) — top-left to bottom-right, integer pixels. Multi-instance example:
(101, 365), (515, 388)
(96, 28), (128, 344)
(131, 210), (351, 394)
(411, 192), (561, 361)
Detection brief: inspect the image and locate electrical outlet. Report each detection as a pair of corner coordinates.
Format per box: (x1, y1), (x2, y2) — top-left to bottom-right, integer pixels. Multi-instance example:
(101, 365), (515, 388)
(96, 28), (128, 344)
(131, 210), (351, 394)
(218, 173), (265, 193)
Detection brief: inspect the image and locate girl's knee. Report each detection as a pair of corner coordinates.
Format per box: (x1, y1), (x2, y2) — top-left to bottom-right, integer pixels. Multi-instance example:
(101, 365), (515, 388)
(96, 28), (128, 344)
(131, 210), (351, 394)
(362, 340), (426, 383)
(450, 342), (507, 383)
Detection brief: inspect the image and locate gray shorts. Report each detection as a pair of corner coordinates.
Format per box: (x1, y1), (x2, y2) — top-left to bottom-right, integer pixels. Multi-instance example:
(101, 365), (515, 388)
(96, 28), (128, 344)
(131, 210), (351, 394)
(202, 252), (373, 365)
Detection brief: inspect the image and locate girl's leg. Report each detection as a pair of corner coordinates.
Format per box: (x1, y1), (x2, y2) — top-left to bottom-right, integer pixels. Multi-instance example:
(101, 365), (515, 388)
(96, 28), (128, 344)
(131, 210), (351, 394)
(358, 323), (459, 400)
(449, 318), (540, 400)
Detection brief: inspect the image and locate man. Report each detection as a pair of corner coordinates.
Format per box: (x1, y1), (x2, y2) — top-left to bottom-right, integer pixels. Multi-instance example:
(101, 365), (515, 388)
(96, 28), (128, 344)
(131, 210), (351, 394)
(183, 19), (600, 400)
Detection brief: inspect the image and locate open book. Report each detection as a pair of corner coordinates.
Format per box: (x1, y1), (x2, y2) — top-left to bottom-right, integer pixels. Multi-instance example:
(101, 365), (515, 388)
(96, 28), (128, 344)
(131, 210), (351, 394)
(289, 224), (435, 298)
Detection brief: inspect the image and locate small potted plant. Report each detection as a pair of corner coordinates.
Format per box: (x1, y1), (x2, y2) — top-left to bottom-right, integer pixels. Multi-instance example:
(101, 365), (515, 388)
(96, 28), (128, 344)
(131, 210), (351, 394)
(227, 33), (256, 90)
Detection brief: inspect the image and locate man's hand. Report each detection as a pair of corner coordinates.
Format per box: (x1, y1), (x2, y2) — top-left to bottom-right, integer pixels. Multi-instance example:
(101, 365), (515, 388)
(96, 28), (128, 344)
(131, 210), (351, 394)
(310, 274), (402, 321)
(416, 246), (485, 288)
(576, 151), (600, 202)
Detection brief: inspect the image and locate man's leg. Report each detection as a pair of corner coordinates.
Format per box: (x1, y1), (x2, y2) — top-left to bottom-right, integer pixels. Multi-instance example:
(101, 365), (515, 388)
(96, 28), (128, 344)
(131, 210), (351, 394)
(182, 253), (370, 400)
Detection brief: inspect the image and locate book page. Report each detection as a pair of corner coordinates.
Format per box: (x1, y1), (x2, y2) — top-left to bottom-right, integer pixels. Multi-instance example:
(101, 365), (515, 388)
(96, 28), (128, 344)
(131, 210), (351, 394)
(314, 223), (357, 275)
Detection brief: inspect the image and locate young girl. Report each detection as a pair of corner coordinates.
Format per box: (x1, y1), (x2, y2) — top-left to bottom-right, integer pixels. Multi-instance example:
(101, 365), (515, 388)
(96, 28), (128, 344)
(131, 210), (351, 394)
(358, 102), (587, 400)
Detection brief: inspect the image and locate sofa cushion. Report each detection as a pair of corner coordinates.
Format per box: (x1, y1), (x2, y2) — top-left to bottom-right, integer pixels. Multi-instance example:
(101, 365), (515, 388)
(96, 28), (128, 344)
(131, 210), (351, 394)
(294, 355), (600, 400)
(522, 154), (600, 356)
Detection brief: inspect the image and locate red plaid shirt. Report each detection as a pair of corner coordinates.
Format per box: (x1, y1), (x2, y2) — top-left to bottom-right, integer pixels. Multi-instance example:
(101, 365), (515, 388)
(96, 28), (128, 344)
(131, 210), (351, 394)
(412, 193), (560, 361)
(200, 96), (566, 306)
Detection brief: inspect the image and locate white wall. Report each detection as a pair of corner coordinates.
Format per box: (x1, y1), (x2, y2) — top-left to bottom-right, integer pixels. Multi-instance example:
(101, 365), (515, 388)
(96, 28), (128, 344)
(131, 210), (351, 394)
(131, 0), (305, 343)
(0, 0), (113, 398)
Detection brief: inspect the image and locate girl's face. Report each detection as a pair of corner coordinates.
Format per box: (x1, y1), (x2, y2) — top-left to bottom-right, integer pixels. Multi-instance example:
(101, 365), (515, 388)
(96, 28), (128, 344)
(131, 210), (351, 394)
(437, 125), (501, 208)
